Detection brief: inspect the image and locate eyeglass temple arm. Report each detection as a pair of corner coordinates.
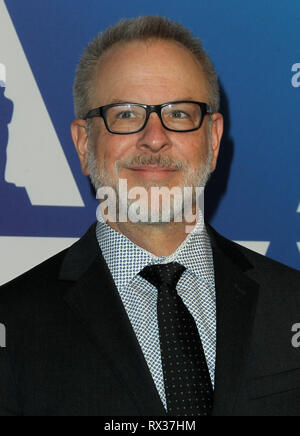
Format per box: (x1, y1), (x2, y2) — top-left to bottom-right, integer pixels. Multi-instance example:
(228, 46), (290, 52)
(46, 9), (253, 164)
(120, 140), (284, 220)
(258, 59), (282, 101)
(84, 108), (102, 120)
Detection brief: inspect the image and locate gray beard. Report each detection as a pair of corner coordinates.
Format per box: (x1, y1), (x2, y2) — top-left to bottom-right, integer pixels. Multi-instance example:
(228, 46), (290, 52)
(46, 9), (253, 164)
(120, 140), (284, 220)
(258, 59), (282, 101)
(88, 142), (213, 225)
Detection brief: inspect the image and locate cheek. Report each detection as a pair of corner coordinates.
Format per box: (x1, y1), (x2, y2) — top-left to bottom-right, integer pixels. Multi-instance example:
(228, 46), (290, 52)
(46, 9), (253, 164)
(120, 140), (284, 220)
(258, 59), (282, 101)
(94, 131), (131, 174)
(176, 136), (208, 170)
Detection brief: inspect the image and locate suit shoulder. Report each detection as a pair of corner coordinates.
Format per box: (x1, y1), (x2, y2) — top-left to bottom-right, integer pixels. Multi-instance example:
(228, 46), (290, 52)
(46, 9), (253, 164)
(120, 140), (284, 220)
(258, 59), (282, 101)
(233, 239), (299, 279)
(0, 223), (98, 306)
(208, 225), (300, 284)
(0, 247), (69, 303)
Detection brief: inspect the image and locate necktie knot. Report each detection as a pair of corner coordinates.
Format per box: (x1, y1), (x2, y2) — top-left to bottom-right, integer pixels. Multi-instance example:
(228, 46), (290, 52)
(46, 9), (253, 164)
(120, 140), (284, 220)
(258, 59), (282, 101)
(139, 262), (186, 291)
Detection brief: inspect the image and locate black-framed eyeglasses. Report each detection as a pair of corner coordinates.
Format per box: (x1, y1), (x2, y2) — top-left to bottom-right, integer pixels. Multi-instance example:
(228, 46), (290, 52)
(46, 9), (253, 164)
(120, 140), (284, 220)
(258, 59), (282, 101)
(84, 101), (214, 134)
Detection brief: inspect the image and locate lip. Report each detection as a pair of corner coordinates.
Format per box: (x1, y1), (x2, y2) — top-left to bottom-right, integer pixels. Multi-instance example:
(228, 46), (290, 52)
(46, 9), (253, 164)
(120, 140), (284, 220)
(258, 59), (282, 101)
(128, 166), (176, 171)
(127, 166), (177, 180)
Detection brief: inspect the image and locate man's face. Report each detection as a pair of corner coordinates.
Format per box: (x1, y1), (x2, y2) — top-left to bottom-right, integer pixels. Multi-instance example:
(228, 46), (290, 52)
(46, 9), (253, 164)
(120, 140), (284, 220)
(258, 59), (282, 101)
(72, 39), (223, 222)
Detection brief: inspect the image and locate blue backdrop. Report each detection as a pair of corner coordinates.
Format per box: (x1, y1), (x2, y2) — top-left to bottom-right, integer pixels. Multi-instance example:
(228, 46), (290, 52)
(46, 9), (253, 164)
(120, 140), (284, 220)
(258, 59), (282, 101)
(0, 0), (299, 276)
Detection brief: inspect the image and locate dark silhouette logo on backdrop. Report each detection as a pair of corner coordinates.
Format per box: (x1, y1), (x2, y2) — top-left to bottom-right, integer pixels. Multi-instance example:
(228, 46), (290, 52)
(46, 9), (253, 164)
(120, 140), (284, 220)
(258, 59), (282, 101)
(0, 69), (31, 214)
(0, 85), (12, 184)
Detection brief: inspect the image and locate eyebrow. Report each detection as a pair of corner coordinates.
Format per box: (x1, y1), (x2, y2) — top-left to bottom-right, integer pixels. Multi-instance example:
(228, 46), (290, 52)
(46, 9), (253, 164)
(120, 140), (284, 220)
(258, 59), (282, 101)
(109, 97), (196, 105)
(110, 98), (134, 104)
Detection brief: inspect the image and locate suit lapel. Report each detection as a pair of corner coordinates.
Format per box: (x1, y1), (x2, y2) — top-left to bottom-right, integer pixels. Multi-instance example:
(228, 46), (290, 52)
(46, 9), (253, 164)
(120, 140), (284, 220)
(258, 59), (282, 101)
(207, 226), (260, 416)
(60, 224), (166, 416)
(59, 222), (260, 416)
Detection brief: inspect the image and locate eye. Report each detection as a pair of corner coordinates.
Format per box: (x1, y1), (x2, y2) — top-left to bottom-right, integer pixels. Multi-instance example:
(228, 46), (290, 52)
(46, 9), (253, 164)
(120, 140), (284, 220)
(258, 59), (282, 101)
(117, 110), (136, 120)
(170, 110), (189, 119)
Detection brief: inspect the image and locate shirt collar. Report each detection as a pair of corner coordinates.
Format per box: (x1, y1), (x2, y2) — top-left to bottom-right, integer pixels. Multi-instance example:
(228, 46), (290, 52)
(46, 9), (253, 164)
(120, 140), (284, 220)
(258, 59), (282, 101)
(96, 216), (214, 291)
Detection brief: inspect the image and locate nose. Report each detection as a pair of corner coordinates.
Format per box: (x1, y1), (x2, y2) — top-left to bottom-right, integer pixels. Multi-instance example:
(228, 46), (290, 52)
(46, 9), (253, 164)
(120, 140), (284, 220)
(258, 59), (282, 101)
(136, 112), (171, 153)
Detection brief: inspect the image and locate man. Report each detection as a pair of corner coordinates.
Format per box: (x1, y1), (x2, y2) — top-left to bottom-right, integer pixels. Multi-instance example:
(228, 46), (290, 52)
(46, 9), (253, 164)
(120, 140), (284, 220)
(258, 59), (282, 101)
(0, 16), (300, 417)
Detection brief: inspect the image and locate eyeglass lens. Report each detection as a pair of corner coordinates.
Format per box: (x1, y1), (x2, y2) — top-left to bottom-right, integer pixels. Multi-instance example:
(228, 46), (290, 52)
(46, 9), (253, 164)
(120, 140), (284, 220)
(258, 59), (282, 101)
(105, 103), (203, 133)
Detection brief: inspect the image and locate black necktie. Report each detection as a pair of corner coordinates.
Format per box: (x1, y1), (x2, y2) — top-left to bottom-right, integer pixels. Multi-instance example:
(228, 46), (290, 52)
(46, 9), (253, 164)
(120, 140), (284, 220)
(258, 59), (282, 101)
(139, 262), (213, 416)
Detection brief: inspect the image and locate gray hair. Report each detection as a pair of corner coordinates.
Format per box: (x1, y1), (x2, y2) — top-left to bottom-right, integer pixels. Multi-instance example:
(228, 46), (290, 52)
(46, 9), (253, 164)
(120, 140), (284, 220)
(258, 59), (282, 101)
(73, 15), (220, 119)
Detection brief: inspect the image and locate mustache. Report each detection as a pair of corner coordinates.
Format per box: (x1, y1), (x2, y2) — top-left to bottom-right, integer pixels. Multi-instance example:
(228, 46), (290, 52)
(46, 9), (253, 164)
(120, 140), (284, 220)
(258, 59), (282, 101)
(117, 154), (187, 171)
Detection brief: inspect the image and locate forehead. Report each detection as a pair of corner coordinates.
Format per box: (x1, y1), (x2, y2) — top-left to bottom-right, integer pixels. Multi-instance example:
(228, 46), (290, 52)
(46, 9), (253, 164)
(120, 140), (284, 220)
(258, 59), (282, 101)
(93, 39), (210, 106)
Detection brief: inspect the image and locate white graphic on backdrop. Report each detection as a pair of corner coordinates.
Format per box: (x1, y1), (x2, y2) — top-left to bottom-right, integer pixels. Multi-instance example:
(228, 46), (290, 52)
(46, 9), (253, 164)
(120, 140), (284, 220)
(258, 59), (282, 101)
(292, 64), (300, 88)
(0, 63), (6, 87)
(0, 1), (84, 206)
(234, 241), (270, 256)
(0, 237), (79, 286)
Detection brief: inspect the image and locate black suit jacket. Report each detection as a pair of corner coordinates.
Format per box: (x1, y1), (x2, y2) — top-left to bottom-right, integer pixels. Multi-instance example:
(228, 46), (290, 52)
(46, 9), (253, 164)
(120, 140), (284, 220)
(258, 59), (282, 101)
(0, 223), (300, 416)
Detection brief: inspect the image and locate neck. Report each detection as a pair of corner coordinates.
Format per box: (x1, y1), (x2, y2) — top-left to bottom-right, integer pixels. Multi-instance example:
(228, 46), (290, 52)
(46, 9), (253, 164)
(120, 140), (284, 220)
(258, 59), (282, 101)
(101, 203), (199, 257)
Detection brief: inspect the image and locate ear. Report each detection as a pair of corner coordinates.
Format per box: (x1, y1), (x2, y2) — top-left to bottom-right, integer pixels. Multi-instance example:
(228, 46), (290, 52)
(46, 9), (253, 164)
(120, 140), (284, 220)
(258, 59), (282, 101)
(71, 119), (90, 176)
(209, 113), (224, 173)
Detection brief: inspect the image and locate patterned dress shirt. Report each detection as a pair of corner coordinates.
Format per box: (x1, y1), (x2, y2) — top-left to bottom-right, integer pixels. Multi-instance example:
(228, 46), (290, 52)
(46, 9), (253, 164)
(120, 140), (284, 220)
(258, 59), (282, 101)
(96, 217), (216, 410)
